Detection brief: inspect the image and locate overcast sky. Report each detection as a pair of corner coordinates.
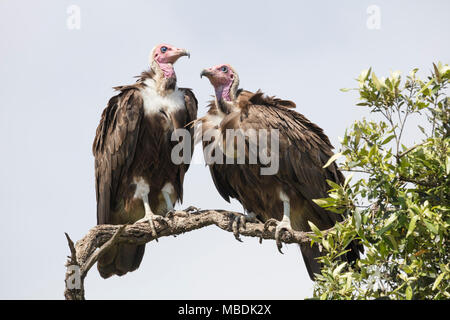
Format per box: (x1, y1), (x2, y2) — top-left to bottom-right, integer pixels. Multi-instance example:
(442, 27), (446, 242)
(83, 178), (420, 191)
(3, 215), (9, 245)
(0, 0), (449, 299)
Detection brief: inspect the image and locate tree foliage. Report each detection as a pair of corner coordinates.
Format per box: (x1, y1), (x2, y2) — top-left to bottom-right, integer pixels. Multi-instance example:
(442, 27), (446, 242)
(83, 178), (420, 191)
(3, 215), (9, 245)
(311, 63), (449, 300)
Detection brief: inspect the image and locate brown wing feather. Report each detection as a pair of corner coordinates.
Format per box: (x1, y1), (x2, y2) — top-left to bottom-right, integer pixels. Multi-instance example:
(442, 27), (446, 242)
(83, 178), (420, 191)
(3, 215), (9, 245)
(212, 90), (360, 279)
(180, 88), (198, 126)
(93, 86), (144, 224)
(197, 100), (242, 203)
(238, 89), (297, 109)
(234, 91), (345, 224)
(173, 87), (198, 202)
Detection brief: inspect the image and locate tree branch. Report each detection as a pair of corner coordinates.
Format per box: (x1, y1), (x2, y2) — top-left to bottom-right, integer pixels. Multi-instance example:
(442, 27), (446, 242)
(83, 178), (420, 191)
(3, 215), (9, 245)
(396, 141), (430, 158)
(64, 209), (319, 300)
(398, 175), (438, 188)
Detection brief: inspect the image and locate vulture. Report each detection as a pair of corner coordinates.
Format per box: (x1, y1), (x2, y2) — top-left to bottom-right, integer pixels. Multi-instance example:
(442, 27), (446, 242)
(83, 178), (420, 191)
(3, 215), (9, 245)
(92, 44), (197, 278)
(198, 64), (361, 280)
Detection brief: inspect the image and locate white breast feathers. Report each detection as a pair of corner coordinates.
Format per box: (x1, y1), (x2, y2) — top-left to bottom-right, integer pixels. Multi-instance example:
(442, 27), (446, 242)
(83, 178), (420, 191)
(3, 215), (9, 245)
(140, 78), (185, 115)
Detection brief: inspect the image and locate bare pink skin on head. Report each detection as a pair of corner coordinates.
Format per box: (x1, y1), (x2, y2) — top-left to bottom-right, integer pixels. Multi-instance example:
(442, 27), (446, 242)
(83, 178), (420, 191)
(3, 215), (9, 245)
(153, 44), (189, 78)
(201, 64), (235, 101)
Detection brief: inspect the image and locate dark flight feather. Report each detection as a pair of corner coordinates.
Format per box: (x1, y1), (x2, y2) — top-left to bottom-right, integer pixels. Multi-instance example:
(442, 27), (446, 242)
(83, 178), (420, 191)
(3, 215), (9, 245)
(200, 89), (361, 280)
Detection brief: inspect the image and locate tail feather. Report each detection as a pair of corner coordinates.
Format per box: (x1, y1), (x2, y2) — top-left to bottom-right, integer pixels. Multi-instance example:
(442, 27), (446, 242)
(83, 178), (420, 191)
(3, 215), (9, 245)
(299, 243), (322, 280)
(97, 243), (145, 279)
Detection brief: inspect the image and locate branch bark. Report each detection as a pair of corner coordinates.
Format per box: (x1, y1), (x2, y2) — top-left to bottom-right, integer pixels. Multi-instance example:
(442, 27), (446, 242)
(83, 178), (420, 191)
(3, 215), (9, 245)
(398, 175), (438, 188)
(396, 141), (430, 159)
(64, 209), (316, 300)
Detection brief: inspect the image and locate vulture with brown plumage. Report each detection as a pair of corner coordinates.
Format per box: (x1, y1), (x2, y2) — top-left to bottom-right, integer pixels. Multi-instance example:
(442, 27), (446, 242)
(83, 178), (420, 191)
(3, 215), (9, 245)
(198, 64), (362, 280)
(92, 44), (197, 278)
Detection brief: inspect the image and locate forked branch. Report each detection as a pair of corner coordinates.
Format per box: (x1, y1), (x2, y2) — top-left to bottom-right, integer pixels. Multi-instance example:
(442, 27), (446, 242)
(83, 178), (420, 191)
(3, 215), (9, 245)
(64, 209), (318, 300)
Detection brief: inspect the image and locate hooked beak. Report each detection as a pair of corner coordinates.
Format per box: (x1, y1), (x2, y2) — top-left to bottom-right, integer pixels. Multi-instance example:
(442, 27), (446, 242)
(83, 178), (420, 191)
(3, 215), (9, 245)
(200, 68), (213, 79)
(167, 48), (190, 63)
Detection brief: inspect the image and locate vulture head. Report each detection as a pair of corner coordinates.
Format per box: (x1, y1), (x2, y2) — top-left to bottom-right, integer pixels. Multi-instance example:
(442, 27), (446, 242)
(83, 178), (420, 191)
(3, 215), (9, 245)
(201, 64), (240, 107)
(150, 44), (190, 79)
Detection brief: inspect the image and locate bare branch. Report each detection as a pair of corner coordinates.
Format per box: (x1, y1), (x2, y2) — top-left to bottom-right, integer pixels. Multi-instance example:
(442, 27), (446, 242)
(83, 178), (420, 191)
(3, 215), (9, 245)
(397, 141), (430, 158)
(64, 232), (77, 266)
(80, 225), (125, 279)
(63, 208), (328, 300)
(398, 175), (438, 188)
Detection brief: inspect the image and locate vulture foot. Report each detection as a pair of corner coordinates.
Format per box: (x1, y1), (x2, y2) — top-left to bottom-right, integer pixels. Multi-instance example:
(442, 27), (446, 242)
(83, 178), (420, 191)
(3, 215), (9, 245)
(183, 206), (200, 214)
(263, 218), (293, 254)
(136, 214), (165, 242)
(231, 212), (257, 242)
(166, 209), (190, 219)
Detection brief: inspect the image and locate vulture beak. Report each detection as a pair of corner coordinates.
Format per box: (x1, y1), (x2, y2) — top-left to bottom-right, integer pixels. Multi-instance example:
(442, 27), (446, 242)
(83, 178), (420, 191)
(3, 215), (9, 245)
(200, 69), (213, 79)
(167, 48), (190, 63)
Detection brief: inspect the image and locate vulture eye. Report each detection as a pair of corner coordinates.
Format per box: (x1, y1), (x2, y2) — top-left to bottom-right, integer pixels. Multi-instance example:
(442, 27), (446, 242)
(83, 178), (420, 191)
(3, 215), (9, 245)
(161, 46), (168, 53)
(221, 66), (228, 73)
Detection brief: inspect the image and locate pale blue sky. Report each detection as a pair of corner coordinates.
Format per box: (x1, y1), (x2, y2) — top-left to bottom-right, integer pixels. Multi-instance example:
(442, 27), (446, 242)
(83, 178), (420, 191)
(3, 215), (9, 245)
(0, 0), (449, 299)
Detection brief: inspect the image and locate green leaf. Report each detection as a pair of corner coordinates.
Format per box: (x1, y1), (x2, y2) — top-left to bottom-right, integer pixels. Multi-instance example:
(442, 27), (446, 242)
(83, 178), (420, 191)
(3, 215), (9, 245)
(406, 216), (419, 238)
(322, 238), (330, 251)
(418, 125), (426, 134)
(368, 144), (378, 159)
(424, 220), (439, 235)
(372, 72), (382, 90)
(353, 209), (362, 231)
(377, 213), (398, 236)
(326, 179), (341, 190)
(409, 68), (419, 78)
(323, 152), (342, 169)
(432, 272), (445, 290)
(340, 88), (352, 92)
(446, 155), (450, 175)
(418, 79), (433, 95)
(433, 62), (441, 83)
(386, 234), (398, 251)
(344, 173), (354, 188)
(333, 262), (347, 277)
(308, 221), (322, 237)
(405, 286), (412, 300)
(312, 198), (335, 208)
(381, 135), (395, 145)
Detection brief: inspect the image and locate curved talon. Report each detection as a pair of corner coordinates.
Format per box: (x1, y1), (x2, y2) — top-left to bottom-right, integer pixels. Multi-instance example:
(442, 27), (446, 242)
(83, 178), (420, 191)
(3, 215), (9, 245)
(240, 215), (250, 229)
(232, 212), (257, 242)
(150, 222), (158, 242)
(167, 209), (189, 219)
(136, 215), (167, 242)
(274, 225), (286, 254)
(262, 218), (293, 254)
(232, 215), (244, 242)
(261, 218), (277, 244)
(165, 209), (176, 219)
(263, 218), (279, 232)
(183, 206), (200, 214)
(136, 218), (158, 242)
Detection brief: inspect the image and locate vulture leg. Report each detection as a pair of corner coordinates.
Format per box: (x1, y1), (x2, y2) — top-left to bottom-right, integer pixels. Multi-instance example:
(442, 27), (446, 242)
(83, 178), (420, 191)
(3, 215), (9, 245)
(136, 193), (161, 241)
(161, 182), (175, 218)
(232, 211), (257, 242)
(264, 191), (293, 253)
(162, 190), (174, 211)
(161, 182), (186, 219)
